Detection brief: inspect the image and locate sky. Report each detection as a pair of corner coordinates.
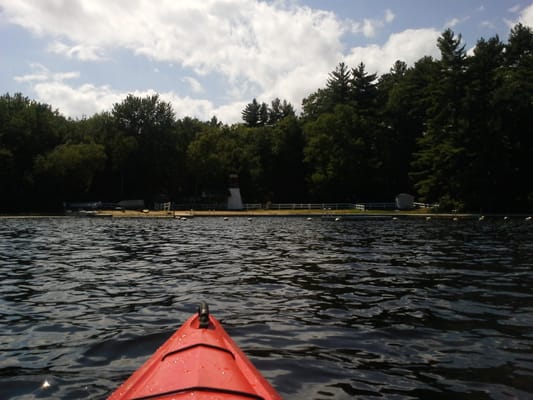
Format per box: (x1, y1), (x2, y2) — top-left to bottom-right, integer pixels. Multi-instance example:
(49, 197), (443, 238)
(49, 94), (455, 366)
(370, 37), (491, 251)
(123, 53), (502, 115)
(1, 0), (532, 124)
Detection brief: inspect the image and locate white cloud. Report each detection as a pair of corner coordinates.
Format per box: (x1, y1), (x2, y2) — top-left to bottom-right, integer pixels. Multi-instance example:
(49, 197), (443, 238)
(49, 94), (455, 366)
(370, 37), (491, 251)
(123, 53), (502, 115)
(14, 63), (80, 83)
(18, 64), (248, 122)
(1, 1), (443, 123)
(182, 76), (204, 94)
(1, 0), (345, 121)
(518, 4), (533, 26)
(351, 9), (395, 38)
(345, 28), (441, 75)
(505, 3), (533, 28)
(385, 9), (395, 24)
(33, 81), (122, 117)
(48, 41), (104, 61)
(13, 63), (49, 83)
(30, 77), (221, 121)
(0, 1), (343, 84)
(480, 20), (496, 29)
(446, 18), (461, 28)
(445, 16), (470, 29)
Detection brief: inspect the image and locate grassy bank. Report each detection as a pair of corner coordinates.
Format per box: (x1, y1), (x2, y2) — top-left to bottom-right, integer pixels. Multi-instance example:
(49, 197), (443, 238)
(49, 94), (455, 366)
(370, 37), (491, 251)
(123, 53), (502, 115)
(97, 208), (466, 218)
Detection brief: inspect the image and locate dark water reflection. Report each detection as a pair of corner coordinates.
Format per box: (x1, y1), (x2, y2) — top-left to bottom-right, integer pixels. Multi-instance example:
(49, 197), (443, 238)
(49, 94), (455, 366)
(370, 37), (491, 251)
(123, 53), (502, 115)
(1, 216), (532, 399)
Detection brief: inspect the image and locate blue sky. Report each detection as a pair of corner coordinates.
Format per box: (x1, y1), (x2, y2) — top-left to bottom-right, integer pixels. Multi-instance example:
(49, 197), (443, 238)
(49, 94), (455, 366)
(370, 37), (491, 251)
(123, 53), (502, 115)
(1, 0), (532, 123)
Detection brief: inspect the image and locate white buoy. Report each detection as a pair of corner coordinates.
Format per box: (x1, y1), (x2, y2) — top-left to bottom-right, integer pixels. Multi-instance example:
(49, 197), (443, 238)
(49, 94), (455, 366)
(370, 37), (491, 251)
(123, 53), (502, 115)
(307, 217), (313, 221)
(479, 215), (485, 221)
(503, 216), (509, 221)
(247, 217), (252, 221)
(453, 217), (458, 221)
(42, 380), (51, 389)
(426, 216), (431, 221)
(335, 217), (341, 221)
(224, 217), (229, 221)
(526, 216), (532, 221)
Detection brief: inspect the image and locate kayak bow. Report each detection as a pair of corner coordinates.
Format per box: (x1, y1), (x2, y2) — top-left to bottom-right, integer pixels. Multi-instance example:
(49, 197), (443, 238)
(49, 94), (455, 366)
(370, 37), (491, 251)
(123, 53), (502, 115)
(108, 303), (282, 400)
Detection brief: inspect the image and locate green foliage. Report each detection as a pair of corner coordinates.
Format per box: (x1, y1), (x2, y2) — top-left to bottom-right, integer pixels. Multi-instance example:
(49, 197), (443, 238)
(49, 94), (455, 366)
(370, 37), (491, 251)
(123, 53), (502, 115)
(0, 93), (67, 211)
(111, 94), (180, 199)
(112, 94), (175, 136)
(34, 143), (107, 197)
(304, 104), (382, 201)
(242, 98), (295, 127)
(1, 24), (532, 212)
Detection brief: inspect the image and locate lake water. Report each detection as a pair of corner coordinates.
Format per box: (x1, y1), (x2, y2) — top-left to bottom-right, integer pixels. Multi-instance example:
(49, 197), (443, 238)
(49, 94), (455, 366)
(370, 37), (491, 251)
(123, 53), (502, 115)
(0, 216), (532, 399)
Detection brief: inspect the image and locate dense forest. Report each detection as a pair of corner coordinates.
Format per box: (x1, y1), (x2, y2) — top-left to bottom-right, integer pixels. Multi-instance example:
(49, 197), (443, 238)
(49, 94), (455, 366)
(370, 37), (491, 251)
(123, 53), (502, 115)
(1, 25), (532, 213)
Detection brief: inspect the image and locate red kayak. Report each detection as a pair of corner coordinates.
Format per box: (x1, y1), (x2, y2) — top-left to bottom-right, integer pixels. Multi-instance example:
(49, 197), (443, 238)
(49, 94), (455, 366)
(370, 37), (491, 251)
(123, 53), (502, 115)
(108, 303), (282, 399)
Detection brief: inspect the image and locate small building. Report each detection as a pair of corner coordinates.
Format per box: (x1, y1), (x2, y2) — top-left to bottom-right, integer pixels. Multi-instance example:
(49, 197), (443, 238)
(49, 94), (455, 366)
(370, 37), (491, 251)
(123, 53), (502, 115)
(395, 193), (414, 210)
(227, 174), (243, 210)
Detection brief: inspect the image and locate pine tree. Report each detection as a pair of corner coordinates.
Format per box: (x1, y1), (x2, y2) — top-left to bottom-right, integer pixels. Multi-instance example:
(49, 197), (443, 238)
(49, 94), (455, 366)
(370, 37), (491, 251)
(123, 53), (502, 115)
(350, 62), (378, 115)
(326, 62), (351, 106)
(411, 29), (468, 209)
(241, 98), (260, 127)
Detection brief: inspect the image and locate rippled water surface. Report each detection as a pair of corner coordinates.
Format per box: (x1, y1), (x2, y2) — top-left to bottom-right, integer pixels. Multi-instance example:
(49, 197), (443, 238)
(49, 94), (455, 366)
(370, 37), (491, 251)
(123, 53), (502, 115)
(1, 216), (532, 399)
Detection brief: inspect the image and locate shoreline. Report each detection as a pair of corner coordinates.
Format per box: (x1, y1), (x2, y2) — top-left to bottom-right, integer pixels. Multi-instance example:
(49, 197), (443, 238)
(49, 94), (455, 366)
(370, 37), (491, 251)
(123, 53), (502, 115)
(2, 209), (531, 219)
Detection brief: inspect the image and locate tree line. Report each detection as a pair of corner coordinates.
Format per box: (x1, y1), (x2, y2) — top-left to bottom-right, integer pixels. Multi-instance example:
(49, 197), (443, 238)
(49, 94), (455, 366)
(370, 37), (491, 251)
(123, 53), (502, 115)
(1, 24), (532, 212)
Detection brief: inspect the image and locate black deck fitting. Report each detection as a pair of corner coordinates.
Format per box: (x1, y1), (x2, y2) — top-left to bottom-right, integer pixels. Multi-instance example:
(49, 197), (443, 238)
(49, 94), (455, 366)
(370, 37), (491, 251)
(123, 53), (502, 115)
(198, 302), (209, 329)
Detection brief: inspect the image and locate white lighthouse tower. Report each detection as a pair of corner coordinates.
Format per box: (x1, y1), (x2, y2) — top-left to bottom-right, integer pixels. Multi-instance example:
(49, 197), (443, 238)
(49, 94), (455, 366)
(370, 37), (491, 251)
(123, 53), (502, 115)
(227, 174), (243, 210)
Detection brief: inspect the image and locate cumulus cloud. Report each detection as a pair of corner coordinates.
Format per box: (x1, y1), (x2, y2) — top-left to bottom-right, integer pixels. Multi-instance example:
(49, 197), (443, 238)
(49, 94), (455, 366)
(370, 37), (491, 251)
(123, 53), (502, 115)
(0, 1), (343, 89)
(182, 77), (204, 94)
(48, 41), (104, 61)
(444, 16), (471, 30)
(33, 81), (122, 117)
(505, 3), (533, 28)
(351, 8), (395, 37)
(1, 0), (346, 121)
(445, 17), (461, 28)
(13, 63), (49, 83)
(1, 1), (442, 123)
(517, 3), (533, 26)
(480, 20), (496, 29)
(14, 63), (80, 83)
(385, 9), (395, 23)
(345, 28), (441, 75)
(30, 77), (220, 121)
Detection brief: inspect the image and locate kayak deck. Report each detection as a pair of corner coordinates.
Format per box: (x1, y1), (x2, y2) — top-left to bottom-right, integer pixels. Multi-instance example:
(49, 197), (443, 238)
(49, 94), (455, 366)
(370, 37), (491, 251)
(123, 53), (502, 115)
(108, 304), (281, 400)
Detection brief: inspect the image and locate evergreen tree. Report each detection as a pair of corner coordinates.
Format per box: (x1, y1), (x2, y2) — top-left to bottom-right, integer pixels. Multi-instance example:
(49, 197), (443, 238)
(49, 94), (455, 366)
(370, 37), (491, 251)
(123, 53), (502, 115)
(377, 60), (416, 195)
(461, 35), (507, 210)
(350, 62), (378, 114)
(326, 62), (352, 106)
(242, 98), (260, 127)
(280, 100), (295, 119)
(411, 29), (469, 209)
(258, 102), (269, 126)
(268, 98), (283, 125)
(498, 24), (533, 209)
